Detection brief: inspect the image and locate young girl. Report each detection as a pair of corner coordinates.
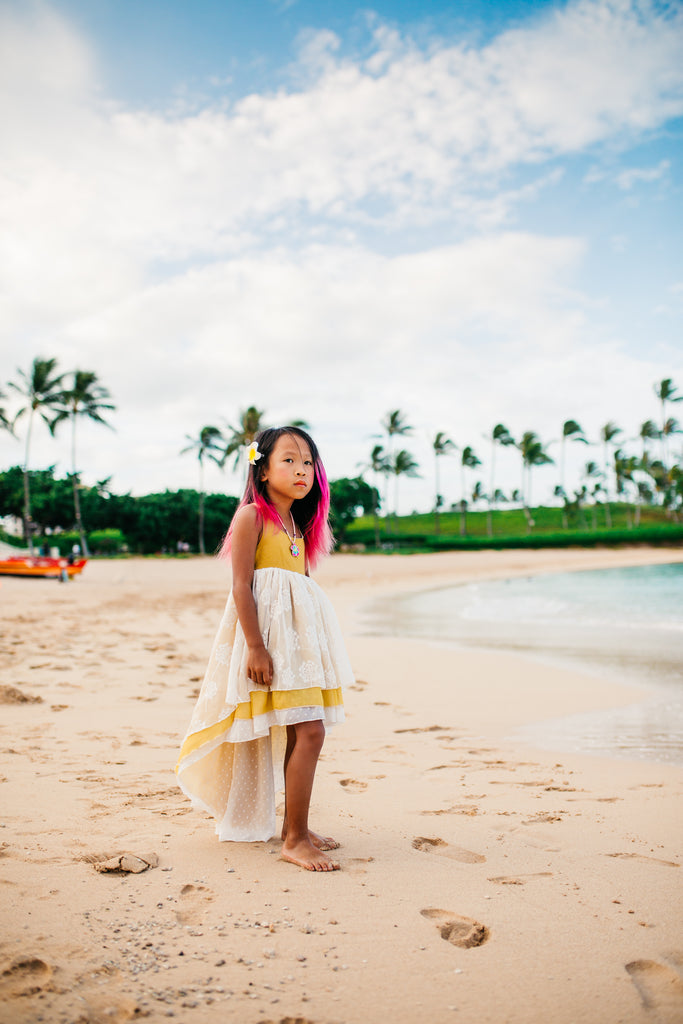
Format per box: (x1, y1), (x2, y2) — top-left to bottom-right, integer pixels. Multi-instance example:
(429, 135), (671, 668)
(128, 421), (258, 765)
(176, 426), (353, 872)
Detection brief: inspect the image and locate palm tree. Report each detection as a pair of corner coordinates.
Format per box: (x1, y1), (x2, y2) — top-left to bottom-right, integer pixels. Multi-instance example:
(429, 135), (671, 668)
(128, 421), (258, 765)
(0, 389), (11, 432)
(558, 420), (588, 527)
(654, 378), (682, 466)
(359, 444), (389, 546)
(382, 410), (413, 522)
(459, 446), (481, 536)
(572, 485), (588, 530)
(599, 421), (622, 526)
(432, 432), (456, 534)
(526, 439), (553, 512)
(644, 457), (669, 506)
(662, 417), (682, 468)
(181, 426), (225, 554)
(389, 449), (419, 528)
(639, 419), (660, 459)
(486, 423), (515, 537)
(222, 406), (266, 471)
(518, 432), (553, 530)
(583, 460), (605, 529)
(471, 481), (486, 508)
(614, 450), (637, 529)
(52, 371), (115, 556)
(8, 357), (65, 551)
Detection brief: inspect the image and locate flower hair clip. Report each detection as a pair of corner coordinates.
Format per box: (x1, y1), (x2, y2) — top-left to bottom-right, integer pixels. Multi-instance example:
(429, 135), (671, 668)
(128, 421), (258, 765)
(246, 441), (262, 465)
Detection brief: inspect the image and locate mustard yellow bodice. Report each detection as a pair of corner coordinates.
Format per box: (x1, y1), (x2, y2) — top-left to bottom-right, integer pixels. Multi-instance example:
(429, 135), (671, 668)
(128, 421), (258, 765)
(254, 519), (306, 574)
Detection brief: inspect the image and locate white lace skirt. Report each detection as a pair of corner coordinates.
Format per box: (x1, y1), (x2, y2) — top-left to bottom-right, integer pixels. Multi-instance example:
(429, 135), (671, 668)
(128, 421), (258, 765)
(176, 567), (351, 841)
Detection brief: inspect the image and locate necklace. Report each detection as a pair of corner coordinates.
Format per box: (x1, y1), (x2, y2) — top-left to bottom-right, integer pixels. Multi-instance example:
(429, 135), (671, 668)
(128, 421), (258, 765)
(275, 510), (300, 557)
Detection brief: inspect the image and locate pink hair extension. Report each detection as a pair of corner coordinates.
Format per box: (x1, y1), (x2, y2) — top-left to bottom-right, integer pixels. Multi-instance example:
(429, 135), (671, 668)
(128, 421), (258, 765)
(304, 460), (333, 568)
(218, 430), (333, 569)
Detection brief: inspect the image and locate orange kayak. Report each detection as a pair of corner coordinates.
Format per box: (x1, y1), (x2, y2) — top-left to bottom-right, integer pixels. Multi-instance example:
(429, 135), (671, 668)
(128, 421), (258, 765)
(0, 556), (88, 579)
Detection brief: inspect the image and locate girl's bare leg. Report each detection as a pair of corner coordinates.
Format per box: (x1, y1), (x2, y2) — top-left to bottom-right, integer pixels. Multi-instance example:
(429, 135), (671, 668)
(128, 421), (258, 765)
(281, 724), (339, 850)
(280, 721), (340, 871)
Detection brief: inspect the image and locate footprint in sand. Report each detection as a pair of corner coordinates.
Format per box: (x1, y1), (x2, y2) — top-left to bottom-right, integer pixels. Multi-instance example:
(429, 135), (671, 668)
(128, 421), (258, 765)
(0, 685), (43, 705)
(420, 908), (490, 948)
(394, 725), (450, 734)
(608, 852), (680, 868)
(346, 856), (375, 875)
(176, 883), (214, 925)
(488, 872), (553, 885)
(339, 778), (367, 793)
(0, 956), (53, 998)
(626, 957), (683, 1015)
(421, 805), (479, 817)
(259, 1018), (316, 1024)
(412, 836), (486, 863)
(75, 993), (142, 1022)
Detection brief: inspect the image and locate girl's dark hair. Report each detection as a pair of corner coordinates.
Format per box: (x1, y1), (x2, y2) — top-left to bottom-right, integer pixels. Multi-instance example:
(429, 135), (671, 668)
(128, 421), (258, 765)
(219, 426), (333, 568)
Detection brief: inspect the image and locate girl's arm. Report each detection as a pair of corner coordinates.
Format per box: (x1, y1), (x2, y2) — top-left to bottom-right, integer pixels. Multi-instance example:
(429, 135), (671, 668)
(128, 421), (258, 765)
(230, 504), (274, 687)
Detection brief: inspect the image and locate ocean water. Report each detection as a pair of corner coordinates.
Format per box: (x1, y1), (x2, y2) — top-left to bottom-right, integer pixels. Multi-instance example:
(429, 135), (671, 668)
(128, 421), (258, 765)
(363, 562), (683, 764)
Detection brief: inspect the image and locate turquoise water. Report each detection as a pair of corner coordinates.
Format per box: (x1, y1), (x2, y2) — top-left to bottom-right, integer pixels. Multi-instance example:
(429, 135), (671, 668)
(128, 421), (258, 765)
(364, 562), (683, 764)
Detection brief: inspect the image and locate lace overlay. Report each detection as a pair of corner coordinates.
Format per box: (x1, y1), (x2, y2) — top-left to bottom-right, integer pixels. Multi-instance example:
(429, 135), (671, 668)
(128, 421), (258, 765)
(176, 550), (352, 842)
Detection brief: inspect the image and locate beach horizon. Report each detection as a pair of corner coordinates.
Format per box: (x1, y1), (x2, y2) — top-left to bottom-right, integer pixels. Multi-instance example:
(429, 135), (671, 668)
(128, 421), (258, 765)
(1, 545), (682, 1023)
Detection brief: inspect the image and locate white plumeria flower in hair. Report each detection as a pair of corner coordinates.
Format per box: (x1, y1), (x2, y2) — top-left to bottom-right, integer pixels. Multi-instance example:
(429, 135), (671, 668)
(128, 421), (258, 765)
(246, 440), (262, 465)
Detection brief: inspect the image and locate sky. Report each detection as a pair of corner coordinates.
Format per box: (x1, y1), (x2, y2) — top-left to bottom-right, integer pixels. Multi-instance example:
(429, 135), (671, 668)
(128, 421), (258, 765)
(1, 0), (682, 515)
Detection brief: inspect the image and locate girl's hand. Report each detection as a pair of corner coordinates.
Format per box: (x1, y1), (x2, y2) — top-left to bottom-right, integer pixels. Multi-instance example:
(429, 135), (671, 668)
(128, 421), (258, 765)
(247, 644), (274, 687)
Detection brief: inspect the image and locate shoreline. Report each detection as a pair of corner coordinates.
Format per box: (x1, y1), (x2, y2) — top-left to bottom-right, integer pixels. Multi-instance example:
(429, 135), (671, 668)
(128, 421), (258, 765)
(1, 547), (682, 1023)
(349, 555), (683, 766)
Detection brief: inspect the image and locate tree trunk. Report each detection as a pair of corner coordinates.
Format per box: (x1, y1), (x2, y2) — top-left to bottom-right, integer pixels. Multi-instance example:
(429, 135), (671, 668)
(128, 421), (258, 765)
(198, 459), (206, 555)
(23, 409), (34, 553)
(488, 441), (496, 538)
(71, 412), (90, 556)
(72, 474), (89, 557)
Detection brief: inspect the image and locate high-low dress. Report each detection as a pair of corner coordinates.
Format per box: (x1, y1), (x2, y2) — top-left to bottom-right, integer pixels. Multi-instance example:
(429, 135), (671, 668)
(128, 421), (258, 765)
(175, 521), (352, 842)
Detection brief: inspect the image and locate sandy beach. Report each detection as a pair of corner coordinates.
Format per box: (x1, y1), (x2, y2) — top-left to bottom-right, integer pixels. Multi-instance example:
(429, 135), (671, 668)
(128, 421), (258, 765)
(1, 547), (682, 1024)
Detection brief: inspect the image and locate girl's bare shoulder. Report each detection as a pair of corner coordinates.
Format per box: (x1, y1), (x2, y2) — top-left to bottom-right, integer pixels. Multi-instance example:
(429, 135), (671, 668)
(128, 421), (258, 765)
(231, 503), (262, 535)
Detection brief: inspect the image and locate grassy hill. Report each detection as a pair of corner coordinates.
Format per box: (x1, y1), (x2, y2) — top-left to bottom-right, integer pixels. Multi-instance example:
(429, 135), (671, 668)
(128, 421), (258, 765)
(344, 503), (683, 551)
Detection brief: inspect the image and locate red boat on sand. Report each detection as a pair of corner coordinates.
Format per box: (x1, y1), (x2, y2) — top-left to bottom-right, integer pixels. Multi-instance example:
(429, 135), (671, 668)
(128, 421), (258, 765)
(0, 556), (88, 579)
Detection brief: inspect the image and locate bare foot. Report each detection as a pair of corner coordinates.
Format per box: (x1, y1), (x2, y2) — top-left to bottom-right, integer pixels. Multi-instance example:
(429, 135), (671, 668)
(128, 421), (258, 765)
(281, 837), (341, 872)
(281, 825), (340, 851)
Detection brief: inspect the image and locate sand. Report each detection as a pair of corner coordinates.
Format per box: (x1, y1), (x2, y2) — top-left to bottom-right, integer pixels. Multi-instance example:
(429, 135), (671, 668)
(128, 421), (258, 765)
(1, 547), (682, 1024)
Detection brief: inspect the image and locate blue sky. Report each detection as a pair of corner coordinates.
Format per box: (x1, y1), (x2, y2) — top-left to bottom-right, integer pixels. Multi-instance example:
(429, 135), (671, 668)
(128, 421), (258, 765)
(56, 0), (563, 106)
(1, 0), (682, 514)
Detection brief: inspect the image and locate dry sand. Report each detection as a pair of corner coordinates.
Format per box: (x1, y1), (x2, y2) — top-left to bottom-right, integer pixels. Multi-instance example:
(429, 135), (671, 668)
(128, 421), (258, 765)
(1, 547), (682, 1024)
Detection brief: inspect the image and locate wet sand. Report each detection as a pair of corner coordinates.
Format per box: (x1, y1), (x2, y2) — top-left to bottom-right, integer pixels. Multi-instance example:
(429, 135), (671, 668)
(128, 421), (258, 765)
(1, 547), (682, 1024)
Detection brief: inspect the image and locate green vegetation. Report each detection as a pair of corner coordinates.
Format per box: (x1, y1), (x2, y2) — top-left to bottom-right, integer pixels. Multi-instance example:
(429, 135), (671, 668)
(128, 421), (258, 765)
(1, 366), (681, 556)
(345, 504), (683, 550)
(0, 466), (237, 555)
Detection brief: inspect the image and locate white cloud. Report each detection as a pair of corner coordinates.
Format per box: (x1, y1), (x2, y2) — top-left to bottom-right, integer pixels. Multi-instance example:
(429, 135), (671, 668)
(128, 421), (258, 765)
(1, 0), (682, 512)
(615, 158), (671, 189)
(2, 0), (682, 316)
(4, 232), (680, 512)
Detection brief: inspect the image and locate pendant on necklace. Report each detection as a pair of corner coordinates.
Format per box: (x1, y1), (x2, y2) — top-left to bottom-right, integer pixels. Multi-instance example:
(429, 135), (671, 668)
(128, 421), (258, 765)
(276, 510), (301, 557)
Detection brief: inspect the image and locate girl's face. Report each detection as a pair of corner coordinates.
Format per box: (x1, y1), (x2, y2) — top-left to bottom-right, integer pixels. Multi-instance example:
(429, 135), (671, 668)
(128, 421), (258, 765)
(261, 433), (314, 504)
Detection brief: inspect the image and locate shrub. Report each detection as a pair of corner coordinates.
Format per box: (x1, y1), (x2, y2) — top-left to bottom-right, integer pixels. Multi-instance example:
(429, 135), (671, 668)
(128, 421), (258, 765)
(87, 529), (127, 554)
